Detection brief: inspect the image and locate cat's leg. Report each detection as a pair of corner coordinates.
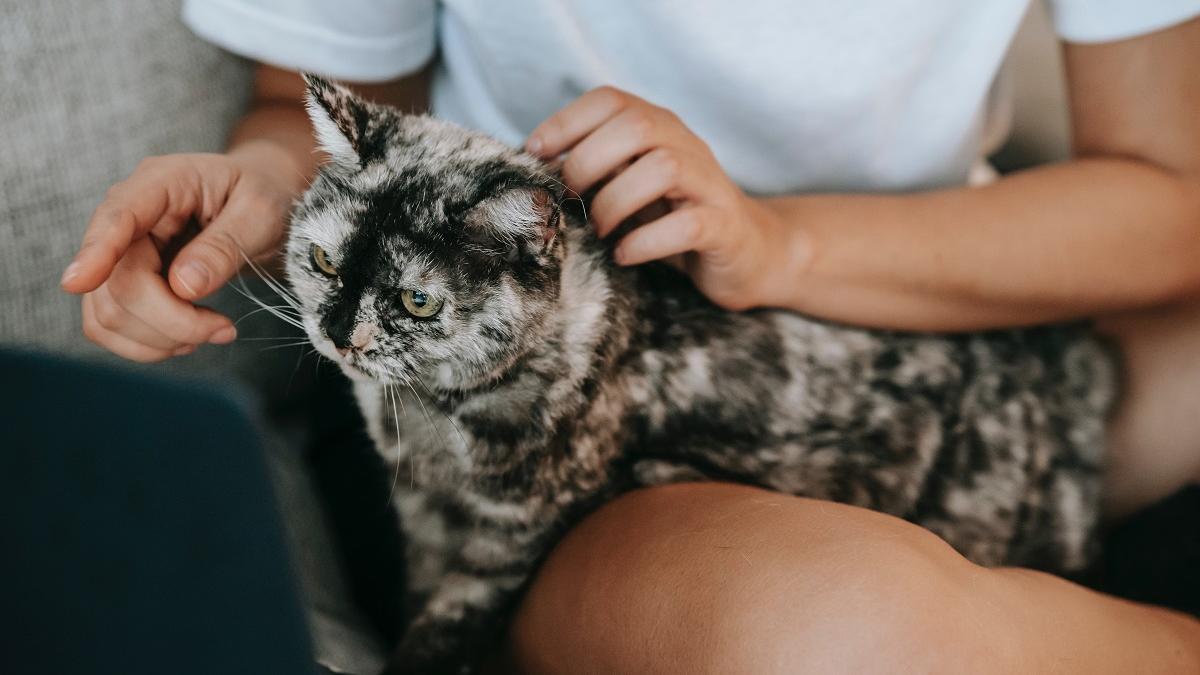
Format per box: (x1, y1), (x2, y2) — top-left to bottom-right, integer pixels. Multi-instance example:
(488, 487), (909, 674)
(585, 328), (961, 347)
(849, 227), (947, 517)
(383, 519), (553, 675)
(393, 491), (463, 626)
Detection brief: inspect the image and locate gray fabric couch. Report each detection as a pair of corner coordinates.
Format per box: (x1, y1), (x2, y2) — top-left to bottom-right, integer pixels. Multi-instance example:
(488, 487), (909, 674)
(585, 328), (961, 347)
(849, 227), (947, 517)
(1, 2), (386, 672)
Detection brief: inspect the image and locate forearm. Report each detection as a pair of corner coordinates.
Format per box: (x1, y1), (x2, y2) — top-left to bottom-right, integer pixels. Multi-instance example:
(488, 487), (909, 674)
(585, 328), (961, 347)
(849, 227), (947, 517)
(985, 567), (1200, 672)
(227, 102), (318, 195)
(759, 158), (1200, 331)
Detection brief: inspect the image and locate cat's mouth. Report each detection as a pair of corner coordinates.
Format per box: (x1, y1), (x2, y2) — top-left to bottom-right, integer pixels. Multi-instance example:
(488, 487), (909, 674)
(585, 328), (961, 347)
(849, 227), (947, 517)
(335, 350), (407, 385)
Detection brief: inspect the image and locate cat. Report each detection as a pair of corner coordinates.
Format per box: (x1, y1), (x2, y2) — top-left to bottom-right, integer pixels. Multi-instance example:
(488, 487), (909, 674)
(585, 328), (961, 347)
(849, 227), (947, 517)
(285, 75), (1117, 675)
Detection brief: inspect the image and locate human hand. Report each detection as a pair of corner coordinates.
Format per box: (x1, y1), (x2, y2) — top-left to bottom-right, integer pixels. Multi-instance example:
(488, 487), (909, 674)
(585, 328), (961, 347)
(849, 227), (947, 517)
(526, 86), (800, 311)
(61, 148), (298, 361)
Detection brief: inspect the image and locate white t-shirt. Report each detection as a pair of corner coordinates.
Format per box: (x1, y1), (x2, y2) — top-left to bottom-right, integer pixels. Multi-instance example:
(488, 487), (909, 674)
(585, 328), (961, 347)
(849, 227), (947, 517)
(184, 0), (1200, 194)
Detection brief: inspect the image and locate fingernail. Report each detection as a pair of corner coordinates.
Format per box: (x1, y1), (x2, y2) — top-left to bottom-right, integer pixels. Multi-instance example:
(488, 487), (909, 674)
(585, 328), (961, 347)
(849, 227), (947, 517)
(175, 261), (209, 298)
(210, 325), (237, 344)
(173, 345), (196, 357)
(525, 136), (543, 155)
(60, 262), (81, 286)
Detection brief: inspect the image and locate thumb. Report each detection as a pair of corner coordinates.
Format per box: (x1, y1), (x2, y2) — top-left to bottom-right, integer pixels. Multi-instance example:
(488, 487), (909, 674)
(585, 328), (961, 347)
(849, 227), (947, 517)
(168, 197), (285, 300)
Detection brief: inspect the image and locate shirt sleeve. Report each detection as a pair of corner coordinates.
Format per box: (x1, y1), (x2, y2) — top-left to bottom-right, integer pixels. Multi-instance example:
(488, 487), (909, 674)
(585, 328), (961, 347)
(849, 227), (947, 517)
(1047, 0), (1200, 43)
(182, 0), (436, 81)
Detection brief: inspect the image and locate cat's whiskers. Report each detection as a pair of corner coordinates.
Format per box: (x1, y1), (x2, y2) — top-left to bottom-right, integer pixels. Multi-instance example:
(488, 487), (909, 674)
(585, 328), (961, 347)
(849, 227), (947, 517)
(237, 250), (303, 308)
(227, 275), (305, 330)
(235, 304), (302, 326)
(260, 340), (317, 352)
(414, 379), (469, 451)
(386, 384), (406, 500)
(406, 382), (453, 462)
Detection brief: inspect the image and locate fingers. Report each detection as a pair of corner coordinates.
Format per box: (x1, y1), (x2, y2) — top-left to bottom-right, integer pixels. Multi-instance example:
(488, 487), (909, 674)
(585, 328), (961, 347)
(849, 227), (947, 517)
(81, 235), (237, 359)
(526, 86), (640, 158)
(613, 208), (722, 266)
(63, 157), (198, 294)
(590, 148), (709, 237)
(82, 294), (188, 363)
(168, 182), (288, 300)
(85, 285), (187, 351)
(562, 105), (693, 193)
(108, 237), (237, 345)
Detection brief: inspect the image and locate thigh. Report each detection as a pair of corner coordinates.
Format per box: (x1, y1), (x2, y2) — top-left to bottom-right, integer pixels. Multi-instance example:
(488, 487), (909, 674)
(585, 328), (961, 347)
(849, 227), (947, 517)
(504, 483), (991, 675)
(1098, 296), (1200, 519)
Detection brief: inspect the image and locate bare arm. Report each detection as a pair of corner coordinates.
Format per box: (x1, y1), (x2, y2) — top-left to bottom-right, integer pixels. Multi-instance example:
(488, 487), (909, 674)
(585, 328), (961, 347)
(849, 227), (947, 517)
(757, 17), (1200, 330)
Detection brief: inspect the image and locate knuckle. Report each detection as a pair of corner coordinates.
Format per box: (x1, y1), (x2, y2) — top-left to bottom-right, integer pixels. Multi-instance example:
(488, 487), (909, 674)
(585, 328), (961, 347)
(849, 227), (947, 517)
(593, 86), (627, 111)
(104, 265), (136, 298)
(92, 298), (122, 330)
(81, 315), (101, 342)
(628, 111), (656, 143)
(195, 230), (243, 273)
(680, 211), (705, 244)
(657, 107), (682, 126)
(650, 149), (682, 182)
(88, 205), (130, 239)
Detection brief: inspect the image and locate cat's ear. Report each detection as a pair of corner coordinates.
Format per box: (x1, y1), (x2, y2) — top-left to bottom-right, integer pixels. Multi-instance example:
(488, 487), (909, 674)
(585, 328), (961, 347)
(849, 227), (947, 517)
(302, 73), (372, 167)
(466, 188), (562, 261)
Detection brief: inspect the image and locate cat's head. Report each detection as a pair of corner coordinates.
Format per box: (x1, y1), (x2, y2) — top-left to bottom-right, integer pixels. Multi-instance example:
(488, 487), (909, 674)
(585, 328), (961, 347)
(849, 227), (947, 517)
(286, 75), (567, 390)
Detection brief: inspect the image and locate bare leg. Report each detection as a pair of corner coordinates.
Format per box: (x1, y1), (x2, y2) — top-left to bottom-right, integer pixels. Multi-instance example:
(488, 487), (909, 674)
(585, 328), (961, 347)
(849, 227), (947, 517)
(507, 484), (1200, 674)
(1098, 296), (1200, 520)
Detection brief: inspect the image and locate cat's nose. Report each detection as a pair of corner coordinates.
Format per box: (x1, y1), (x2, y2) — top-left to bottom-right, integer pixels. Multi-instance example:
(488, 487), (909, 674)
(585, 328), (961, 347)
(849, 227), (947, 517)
(350, 322), (377, 350)
(332, 322), (378, 357)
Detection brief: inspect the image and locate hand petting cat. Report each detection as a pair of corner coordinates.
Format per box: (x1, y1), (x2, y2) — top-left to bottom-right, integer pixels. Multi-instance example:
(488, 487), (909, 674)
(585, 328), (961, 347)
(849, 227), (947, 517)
(527, 86), (808, 312)
(60, 149), (300, 362)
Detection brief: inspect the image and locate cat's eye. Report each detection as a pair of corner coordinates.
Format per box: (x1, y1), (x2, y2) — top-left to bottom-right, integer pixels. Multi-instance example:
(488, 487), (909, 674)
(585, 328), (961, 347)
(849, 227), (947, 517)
(309, 243), (338, 277)
(401, 289), (443, 318)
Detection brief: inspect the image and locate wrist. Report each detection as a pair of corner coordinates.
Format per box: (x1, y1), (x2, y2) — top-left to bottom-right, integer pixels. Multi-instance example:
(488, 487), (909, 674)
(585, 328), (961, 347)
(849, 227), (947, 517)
(751, 197), (817, 310)
(227, 139), (309, 196)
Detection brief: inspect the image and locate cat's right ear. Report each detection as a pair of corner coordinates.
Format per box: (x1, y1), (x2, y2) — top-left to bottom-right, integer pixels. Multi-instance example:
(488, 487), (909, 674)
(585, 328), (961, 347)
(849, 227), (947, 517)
(302, 73), (371, 168)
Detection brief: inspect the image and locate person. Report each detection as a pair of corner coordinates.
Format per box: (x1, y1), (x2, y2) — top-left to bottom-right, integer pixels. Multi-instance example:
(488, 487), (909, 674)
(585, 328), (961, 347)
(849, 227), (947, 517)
(61, 1), (1200, 670)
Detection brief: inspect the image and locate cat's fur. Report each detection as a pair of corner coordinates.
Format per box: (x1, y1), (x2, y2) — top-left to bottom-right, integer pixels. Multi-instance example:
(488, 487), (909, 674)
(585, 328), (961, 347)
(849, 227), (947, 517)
(287, 76), (1117, 675)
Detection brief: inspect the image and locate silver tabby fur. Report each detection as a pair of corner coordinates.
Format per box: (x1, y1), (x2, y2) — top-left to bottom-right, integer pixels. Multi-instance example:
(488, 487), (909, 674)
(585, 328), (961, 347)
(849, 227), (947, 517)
(287, 76), (1117, 675)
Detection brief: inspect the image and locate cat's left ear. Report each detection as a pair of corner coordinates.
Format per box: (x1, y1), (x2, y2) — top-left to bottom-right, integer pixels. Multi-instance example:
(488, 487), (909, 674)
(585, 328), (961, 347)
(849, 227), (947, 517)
(466, 188), (562, 261)
(531, 189), (562, 254)
(302, 73), (374, 168)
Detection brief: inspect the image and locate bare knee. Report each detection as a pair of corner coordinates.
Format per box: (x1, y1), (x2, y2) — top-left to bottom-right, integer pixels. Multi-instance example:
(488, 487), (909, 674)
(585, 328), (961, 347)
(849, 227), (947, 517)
(1099, 300), (1200, 519)
(507, 483), (1002, 674)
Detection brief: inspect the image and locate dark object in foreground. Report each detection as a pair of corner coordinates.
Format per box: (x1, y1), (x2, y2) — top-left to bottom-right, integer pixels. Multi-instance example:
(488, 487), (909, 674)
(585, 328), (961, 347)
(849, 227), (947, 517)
(1092, 485), (1200, 618)
(0, 350), (316, 675)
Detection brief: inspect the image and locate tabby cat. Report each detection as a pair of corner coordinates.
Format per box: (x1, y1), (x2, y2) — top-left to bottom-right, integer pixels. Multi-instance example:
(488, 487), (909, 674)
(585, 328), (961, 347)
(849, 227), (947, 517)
(285, 76), (1116, 675)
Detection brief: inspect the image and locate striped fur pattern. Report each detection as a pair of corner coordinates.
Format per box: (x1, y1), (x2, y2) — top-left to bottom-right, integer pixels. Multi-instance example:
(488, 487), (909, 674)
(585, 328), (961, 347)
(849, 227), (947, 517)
(287, 77), (1117, 675)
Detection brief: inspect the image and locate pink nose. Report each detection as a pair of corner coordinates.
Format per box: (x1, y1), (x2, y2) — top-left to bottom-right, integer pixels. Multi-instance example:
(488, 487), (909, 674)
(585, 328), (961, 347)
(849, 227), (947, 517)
(350, 323), (377, 350)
